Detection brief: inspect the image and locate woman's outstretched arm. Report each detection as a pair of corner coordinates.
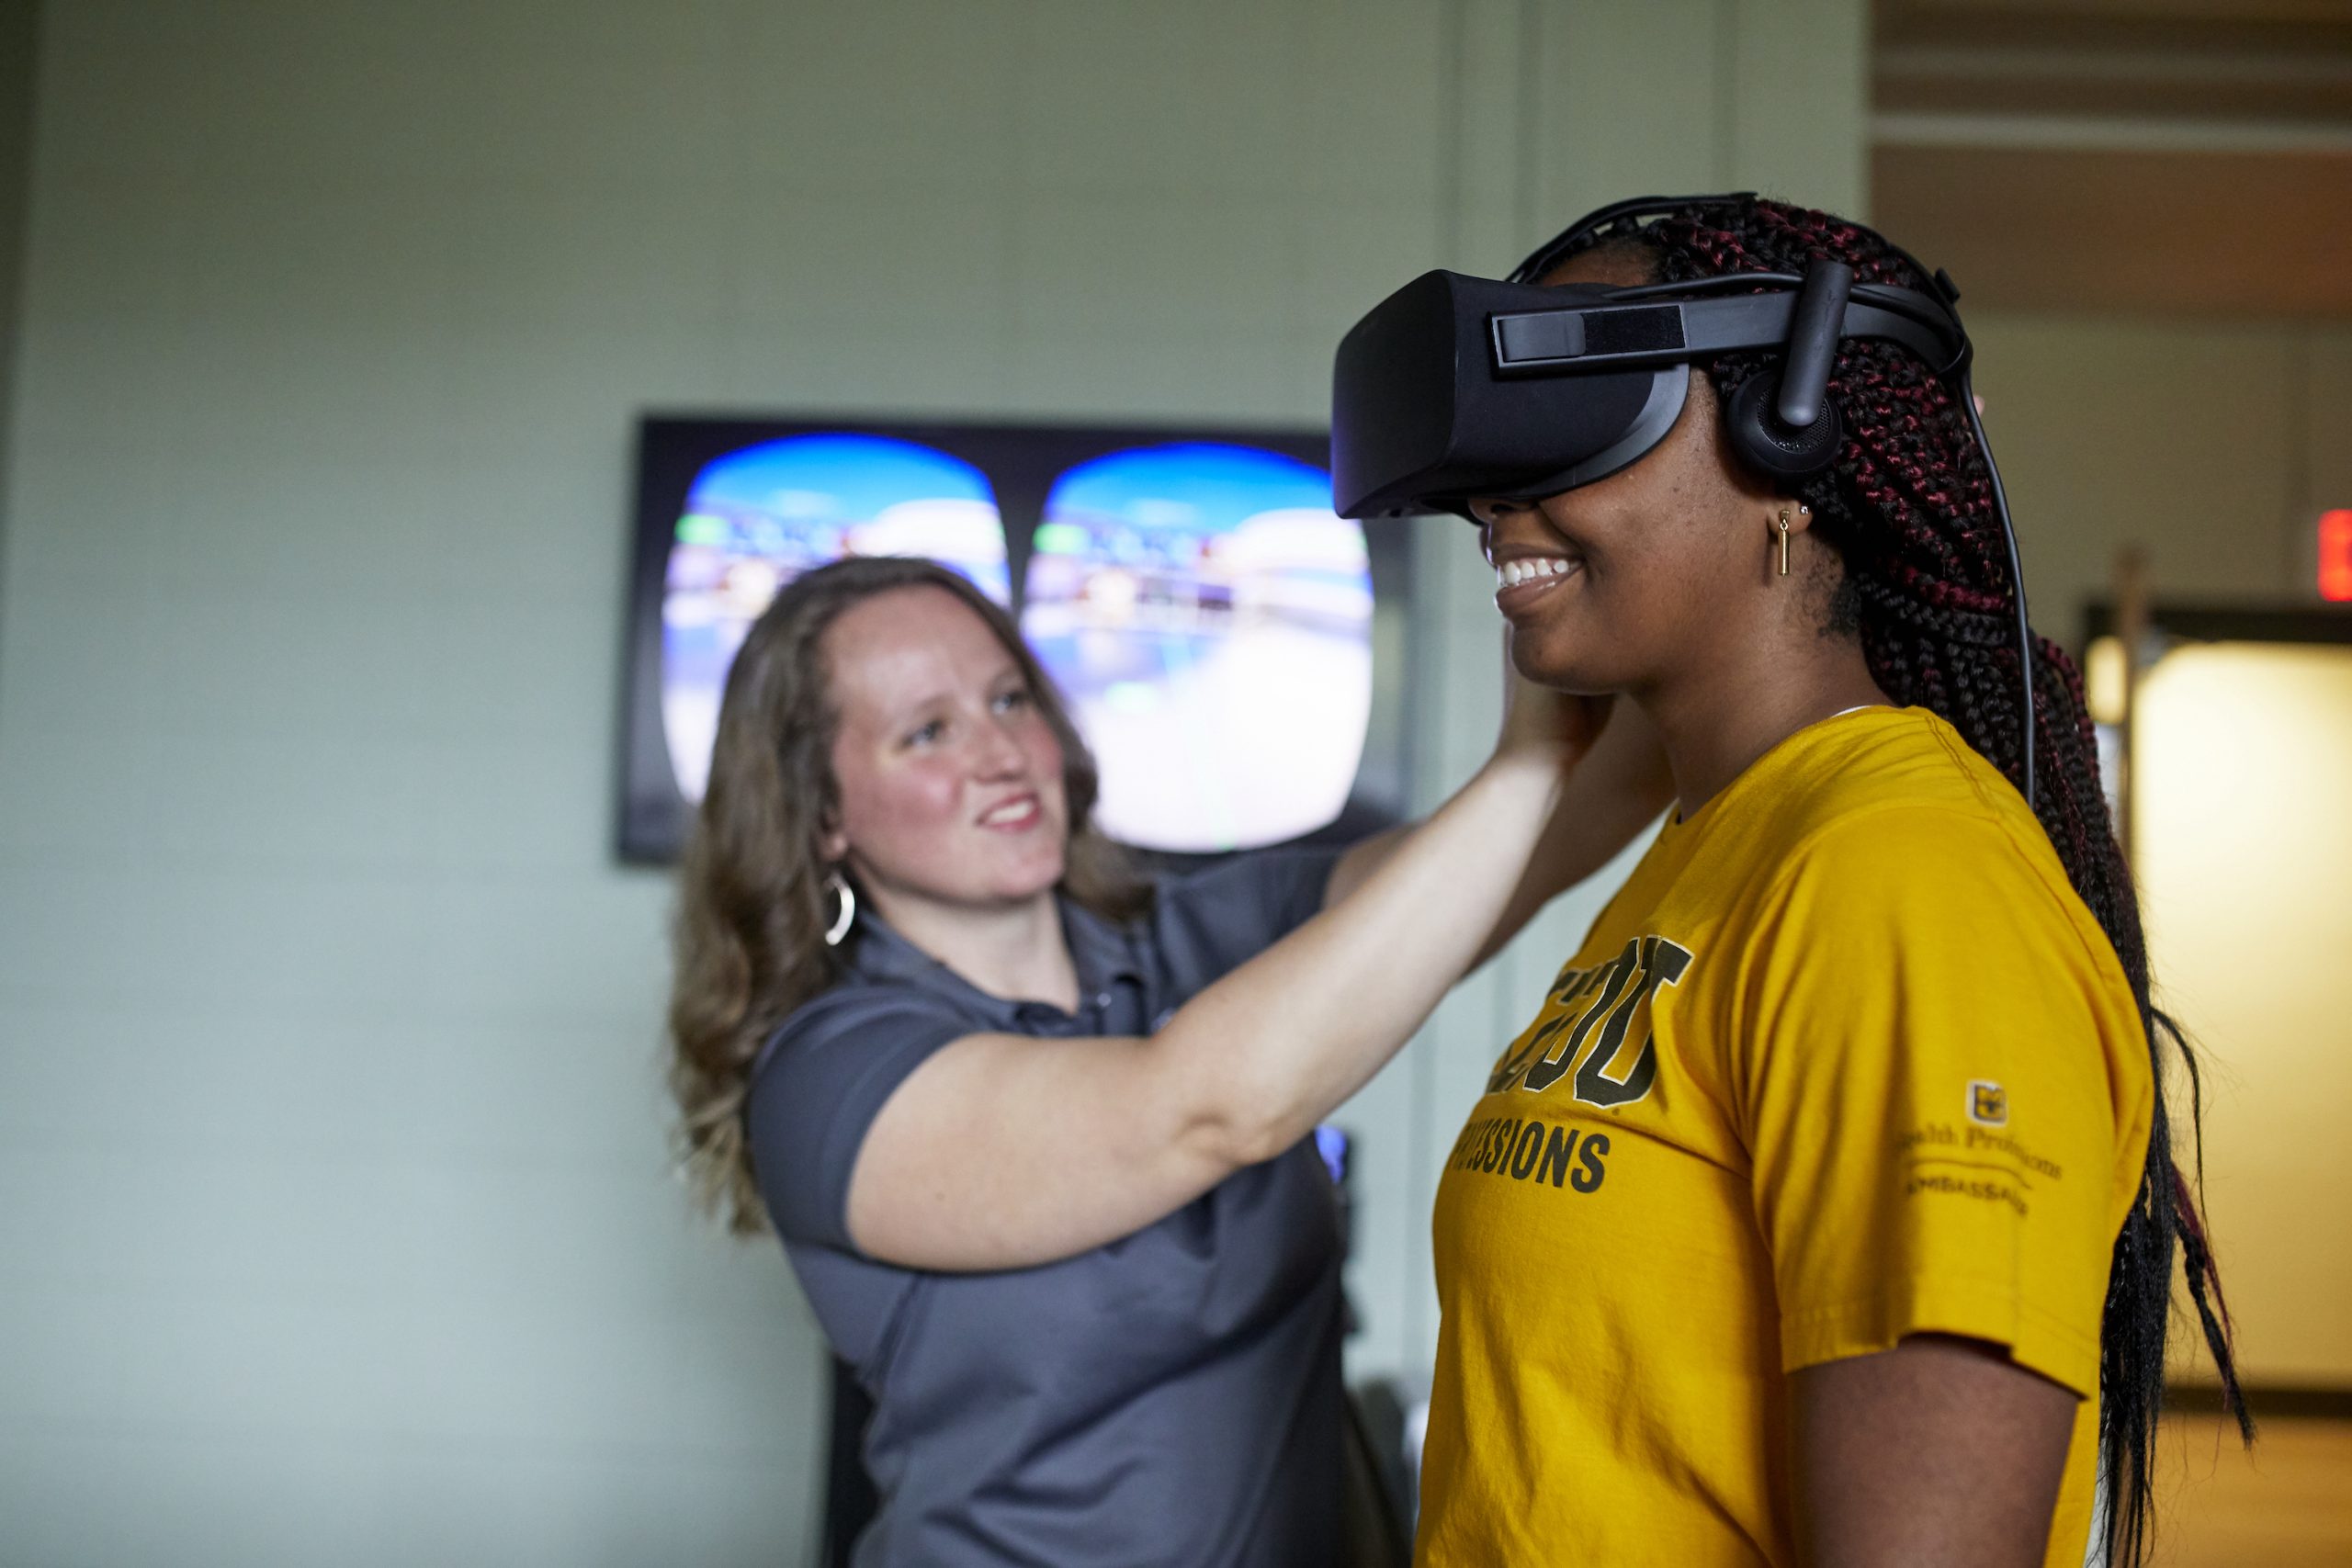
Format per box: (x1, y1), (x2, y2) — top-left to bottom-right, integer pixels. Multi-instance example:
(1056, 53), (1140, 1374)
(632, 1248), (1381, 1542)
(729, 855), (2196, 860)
(842, 687), (1634, 1272)
(1325, 672), (1671, 965)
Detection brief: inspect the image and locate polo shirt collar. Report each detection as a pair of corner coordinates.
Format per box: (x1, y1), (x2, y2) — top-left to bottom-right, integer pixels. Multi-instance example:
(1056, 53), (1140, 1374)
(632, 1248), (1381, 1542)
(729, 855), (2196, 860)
(1061, 898), (1149, 993)
(845, 894), (1147, 1018)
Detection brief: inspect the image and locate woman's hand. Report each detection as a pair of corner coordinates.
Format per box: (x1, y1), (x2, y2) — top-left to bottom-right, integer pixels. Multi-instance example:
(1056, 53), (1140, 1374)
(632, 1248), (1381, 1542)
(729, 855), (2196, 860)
(1497, 661), (1613, 768)
(1461, 658), (1673, 970)
(1332, 642), (1667, 944)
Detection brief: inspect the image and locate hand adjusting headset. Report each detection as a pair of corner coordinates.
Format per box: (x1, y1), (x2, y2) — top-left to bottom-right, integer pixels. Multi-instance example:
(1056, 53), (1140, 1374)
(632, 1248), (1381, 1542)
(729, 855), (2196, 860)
(1327, 192), (2038, 807)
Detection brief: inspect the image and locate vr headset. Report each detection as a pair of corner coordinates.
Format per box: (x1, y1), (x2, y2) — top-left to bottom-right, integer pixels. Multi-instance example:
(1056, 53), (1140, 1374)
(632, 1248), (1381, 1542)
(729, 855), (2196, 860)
(1328, 192), (2039, 806)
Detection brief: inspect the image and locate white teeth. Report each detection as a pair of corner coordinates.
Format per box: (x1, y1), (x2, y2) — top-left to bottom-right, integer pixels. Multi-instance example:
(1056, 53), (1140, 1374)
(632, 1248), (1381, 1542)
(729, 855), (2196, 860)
(1497, 558), (1574, 591)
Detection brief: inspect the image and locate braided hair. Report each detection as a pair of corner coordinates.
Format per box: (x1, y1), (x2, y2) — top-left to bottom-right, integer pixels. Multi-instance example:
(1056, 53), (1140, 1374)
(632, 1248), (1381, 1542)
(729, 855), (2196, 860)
(1560, 197), (2248, 1565)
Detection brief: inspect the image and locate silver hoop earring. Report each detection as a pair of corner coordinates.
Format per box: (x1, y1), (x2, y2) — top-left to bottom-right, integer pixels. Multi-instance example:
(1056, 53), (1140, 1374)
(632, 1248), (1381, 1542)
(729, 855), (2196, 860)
(823, 872), (855, 948)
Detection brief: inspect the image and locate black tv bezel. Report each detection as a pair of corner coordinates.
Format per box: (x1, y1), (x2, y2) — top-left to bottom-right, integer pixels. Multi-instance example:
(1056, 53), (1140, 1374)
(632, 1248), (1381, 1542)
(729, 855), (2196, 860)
(617, 414), (1419, 866)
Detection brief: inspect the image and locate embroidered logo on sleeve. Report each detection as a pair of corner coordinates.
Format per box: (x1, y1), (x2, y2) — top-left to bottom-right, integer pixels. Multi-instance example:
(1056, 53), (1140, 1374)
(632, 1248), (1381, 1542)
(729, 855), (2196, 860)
(1899, 1089), (2059, 1218)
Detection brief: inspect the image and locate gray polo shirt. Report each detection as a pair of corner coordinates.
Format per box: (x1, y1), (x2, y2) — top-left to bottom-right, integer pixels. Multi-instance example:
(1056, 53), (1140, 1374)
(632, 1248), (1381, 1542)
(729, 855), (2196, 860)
(747, 847), (1350, 1567)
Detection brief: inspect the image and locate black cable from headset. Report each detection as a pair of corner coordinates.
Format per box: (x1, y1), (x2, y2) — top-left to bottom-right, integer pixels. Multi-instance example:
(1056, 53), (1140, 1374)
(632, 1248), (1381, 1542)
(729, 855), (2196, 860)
(1958, 367), (2037, 810)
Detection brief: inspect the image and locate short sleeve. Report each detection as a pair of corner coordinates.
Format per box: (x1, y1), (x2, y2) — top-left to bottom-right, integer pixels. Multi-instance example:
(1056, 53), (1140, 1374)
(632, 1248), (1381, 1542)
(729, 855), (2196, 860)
(744, 985), (973, 1249)
(1148, 842), (1350, 992)
(1739, 806), (2151, 1399)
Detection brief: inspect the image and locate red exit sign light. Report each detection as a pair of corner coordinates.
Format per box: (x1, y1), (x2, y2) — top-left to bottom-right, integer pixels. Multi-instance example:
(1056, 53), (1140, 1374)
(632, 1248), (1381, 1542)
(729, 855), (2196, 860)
(2324, 511), (2352, 602)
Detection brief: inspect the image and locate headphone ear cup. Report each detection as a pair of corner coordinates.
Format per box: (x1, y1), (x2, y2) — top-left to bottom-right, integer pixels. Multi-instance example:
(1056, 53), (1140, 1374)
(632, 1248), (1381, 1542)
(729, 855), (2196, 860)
(1725, 373), (1844, 482)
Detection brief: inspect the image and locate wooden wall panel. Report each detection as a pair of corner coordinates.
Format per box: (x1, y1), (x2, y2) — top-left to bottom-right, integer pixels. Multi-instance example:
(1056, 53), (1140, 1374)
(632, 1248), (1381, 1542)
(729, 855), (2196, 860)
(1872, 146), (2352, 317)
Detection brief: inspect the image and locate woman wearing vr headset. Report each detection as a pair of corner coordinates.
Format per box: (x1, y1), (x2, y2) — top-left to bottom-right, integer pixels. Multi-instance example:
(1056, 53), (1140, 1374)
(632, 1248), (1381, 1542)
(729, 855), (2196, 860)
(1371, 197), (2246, 1568)
(665, 554), (1670, 1565)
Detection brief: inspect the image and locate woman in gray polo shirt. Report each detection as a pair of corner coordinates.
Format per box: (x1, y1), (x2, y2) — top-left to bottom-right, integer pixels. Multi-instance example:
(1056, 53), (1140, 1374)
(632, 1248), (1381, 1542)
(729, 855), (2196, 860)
(668, 554), (1668, 1565)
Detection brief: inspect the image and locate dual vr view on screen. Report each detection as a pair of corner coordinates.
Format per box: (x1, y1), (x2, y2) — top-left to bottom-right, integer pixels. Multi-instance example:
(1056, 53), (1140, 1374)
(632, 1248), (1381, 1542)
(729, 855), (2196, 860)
(628, 426), (1389, 861)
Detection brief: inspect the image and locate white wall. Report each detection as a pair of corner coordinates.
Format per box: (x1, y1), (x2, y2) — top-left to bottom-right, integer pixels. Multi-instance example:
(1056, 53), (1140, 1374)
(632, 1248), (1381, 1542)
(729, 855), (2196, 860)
(0, 3), (1864, 1562)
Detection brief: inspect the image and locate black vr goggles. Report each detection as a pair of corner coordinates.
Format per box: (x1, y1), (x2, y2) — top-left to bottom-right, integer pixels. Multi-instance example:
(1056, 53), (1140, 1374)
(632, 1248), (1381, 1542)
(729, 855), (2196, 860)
(1330, 194), (1973, 519)
(1328, 193), (2039, 804)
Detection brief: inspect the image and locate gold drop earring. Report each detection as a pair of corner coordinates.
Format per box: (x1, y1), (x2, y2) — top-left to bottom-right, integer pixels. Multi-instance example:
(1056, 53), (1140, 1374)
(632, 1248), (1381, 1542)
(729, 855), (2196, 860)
(1774, 504), (1810, 577)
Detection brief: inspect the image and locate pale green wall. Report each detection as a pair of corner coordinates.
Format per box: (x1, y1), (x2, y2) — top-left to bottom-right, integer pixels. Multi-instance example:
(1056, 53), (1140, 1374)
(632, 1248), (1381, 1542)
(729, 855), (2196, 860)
(0, 3), (1865, 1562)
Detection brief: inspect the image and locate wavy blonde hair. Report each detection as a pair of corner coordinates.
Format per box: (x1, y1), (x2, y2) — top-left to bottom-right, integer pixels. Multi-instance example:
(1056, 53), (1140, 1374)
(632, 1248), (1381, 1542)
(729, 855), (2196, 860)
(668, 555), (1148, 1234)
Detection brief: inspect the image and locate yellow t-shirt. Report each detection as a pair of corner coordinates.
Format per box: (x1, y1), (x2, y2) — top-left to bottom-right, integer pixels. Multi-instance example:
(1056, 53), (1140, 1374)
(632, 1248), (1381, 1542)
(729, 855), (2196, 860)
(1417, 706), (2154, 1567)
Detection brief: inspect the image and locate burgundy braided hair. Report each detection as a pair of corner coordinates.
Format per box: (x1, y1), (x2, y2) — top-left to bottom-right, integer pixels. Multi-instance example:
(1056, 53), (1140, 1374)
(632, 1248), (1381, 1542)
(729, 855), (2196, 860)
(1566, 197), (2249, 1565)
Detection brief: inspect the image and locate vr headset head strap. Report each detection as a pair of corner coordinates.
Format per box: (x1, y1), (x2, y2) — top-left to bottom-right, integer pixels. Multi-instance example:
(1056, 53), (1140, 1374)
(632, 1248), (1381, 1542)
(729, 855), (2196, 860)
(1507, 191), (1760, 285)
(1508, 192), (1970, 358)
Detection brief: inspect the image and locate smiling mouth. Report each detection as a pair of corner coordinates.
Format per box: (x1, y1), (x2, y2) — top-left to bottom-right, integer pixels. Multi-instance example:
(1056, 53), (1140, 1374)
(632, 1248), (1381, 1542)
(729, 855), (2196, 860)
(978, 795), (1042, 830)
(1494, 556), (1584, 605)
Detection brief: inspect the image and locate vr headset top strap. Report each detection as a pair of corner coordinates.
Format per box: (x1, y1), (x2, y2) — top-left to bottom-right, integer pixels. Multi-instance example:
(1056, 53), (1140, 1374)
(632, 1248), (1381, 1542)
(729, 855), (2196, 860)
(1509, 191), (1968, 334)
(1508, 192), (1758, 285)
(1505, 191), (1966, 308)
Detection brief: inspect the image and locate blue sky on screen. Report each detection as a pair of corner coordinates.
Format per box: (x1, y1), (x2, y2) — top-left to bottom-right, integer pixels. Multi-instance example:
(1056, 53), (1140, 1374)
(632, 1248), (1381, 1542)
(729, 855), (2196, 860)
(686, 433), (994, 521)
(1044, 443), (1332, 532)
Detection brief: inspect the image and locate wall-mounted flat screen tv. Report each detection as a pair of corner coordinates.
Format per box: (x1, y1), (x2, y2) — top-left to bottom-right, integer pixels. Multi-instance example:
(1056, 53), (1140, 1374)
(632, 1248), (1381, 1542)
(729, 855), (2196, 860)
(618, 418), (1417, 865)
